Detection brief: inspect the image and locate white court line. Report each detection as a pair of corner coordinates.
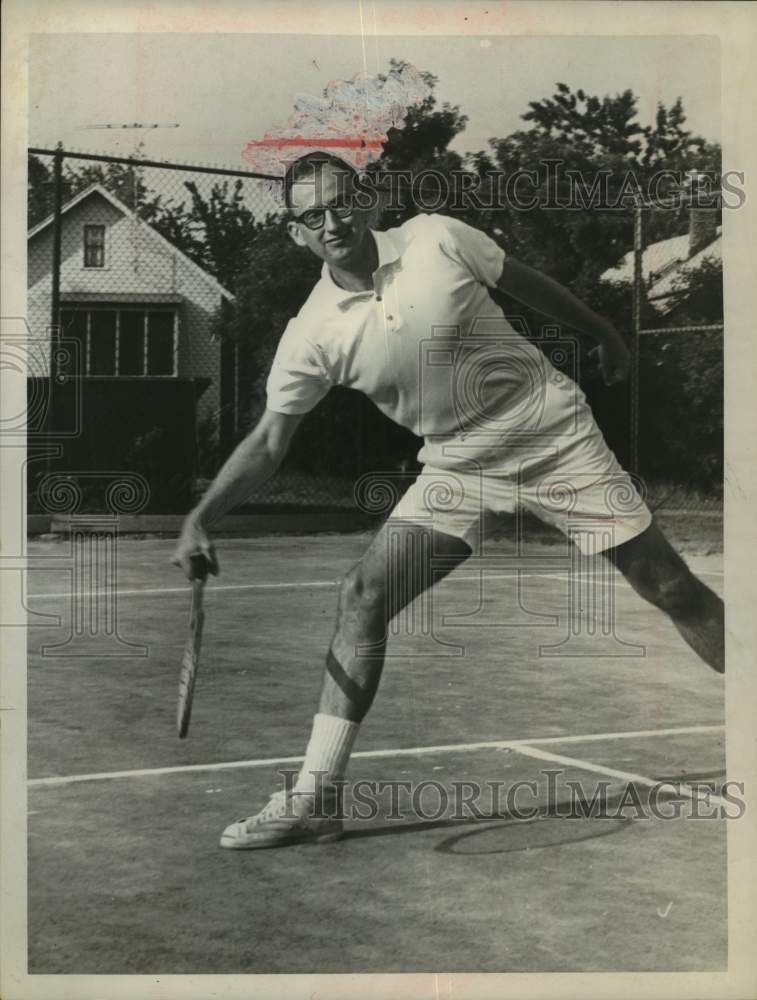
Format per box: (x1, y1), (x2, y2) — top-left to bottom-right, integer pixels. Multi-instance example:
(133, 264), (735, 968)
(511, 743), (729, 809)
(28, 723), (723, 788)
(28, 580), (339, 601)
(27, 567), (724, 602)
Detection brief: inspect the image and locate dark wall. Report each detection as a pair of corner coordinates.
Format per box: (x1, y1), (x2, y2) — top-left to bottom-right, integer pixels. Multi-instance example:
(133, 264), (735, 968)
(28, 377), (202, 513)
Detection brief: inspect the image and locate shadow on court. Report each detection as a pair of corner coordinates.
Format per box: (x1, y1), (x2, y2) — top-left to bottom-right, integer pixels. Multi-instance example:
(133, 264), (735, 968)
(25, 534), (727, 973)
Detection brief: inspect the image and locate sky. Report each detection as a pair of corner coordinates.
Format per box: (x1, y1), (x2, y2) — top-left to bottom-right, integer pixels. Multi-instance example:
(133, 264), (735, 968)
(29, 32), (720, 169)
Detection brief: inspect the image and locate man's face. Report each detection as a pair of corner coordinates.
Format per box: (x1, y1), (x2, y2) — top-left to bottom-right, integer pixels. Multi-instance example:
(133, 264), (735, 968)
(286, 164), (370, 270)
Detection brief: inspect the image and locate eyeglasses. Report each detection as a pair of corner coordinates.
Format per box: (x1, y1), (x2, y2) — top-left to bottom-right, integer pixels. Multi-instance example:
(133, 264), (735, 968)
(293, 204), (353, 231)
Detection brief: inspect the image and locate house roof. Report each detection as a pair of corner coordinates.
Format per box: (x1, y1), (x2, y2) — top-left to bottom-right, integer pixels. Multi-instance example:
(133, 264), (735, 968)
(60, 292), (185, 304)
(28, 183), (234, 302)
(645, 237), (722, 313)
(600, 229), (721, 316)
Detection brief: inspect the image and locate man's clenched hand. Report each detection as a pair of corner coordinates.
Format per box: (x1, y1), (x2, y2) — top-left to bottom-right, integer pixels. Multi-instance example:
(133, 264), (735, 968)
(172, 514), (219, 580)
(590, 328), (631, 386)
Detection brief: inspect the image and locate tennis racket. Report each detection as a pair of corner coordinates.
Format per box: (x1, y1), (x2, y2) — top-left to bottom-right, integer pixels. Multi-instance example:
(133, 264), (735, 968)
(176, 554), (208, 738)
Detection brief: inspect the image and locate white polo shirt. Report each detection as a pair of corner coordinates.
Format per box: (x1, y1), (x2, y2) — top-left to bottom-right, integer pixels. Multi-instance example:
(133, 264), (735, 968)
(266, 213), (609, 477)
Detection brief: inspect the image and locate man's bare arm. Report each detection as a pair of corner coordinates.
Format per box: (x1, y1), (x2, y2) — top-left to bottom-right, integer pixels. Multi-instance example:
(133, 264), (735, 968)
(172, 408), (304, 577)
(496, 256), (630, 384)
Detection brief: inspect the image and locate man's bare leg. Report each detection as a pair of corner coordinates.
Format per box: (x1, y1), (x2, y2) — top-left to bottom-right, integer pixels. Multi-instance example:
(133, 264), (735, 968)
(291, 521), (471, 791)
(220, 522), (471, 848)
(319, 522), (470, 721)
(604, 520), (724, 673)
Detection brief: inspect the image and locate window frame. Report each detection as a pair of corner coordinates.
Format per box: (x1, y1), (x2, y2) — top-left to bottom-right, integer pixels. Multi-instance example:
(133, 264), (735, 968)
(59, 304), (179, 378)
(82, 224), (108, 269)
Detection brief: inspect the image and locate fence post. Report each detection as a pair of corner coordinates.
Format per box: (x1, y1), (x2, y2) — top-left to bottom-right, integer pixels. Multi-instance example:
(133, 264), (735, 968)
(233, 339), (240, 439)
(45, 144), (65, 486)
(630, 197), (644, 476)
(50, 144), (64, 342)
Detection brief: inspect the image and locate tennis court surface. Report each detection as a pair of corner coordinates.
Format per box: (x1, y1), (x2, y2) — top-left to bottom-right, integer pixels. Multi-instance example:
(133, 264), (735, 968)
(26, 530), (727, 973)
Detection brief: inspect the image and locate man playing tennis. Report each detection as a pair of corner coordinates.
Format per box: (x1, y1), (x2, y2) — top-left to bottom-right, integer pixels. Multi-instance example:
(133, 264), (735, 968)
(173, 152), (724, 849)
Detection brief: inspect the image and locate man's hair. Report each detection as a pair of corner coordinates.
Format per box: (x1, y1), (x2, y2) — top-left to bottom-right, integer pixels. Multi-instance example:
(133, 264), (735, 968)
(283, 152), (358, 211)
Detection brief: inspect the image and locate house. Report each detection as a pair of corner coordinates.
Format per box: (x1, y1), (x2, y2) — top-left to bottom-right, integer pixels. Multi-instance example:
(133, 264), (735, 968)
(27, 183), (235, 429)
(601, 205), (721, 317)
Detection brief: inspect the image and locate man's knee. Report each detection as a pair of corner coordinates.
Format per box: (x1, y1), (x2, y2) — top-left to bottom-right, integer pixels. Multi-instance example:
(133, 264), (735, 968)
(339, 564), (387, 620)
(630, 562), (698, 614)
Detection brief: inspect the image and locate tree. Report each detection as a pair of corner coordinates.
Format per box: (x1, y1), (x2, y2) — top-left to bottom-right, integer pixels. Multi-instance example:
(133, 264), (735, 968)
(231, 213), (320, 418)
(476, 83), (721, 289)
(522, 84), (644, 158)
(29, 147), (158, 225)
(365, 59), (469, 227)
(642, 256), (723, 490)
(464, 84), (722, 483)
(178, 179), (257, 287)
(28, 154), (55, 229)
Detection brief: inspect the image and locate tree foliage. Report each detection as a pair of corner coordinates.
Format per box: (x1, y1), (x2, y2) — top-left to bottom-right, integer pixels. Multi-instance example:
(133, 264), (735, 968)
(639, 257), (723, 490)
(476, 83), (721, 290)
(28, 147), (162, 227)
(366, 59), (469, 227)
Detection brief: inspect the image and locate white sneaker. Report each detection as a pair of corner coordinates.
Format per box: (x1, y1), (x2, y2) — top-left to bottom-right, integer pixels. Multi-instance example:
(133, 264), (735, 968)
(219, 787), (344, 850)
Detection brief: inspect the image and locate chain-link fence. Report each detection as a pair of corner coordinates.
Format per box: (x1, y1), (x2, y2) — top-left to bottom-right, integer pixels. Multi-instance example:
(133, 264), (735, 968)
(27, 147), (723, 520)
(27, 146), (380, 514)
(627, 201), (723, 516)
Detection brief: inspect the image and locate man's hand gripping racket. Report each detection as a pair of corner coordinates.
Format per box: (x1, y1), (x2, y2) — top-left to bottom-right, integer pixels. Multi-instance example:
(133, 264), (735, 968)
(172, 517), (219, 738)
(589, 324), (631, 386)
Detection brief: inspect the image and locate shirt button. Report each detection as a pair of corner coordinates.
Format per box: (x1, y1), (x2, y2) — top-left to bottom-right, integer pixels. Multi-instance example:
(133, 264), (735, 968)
(387, 314), (394, 321)
(375, 294), (382, 301)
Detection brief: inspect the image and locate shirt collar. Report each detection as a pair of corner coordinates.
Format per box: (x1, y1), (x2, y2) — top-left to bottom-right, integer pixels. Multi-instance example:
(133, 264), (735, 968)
(373, 227), (404, 269)
(320, 226), (411, 309)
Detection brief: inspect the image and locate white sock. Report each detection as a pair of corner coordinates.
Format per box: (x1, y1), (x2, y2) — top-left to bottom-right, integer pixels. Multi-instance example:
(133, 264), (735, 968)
(294, 713), (360, 794)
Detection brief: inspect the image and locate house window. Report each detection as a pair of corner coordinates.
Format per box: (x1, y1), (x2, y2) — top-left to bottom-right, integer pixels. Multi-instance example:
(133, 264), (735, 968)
(83, 225), (106, 268)
(59, 307), (178, 377)
(90, 311), (117, 375)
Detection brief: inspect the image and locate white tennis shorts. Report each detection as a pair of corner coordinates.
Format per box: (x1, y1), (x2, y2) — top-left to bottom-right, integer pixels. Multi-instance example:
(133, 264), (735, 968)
(389, 435), (653, 555)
